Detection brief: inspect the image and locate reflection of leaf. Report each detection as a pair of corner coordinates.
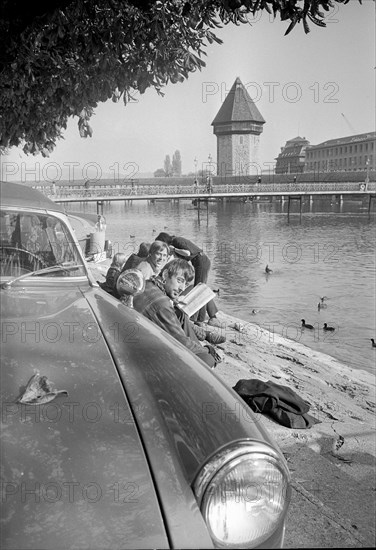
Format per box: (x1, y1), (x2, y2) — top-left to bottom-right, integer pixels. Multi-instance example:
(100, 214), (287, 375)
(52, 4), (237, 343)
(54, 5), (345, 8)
(17, 372), (68, 405)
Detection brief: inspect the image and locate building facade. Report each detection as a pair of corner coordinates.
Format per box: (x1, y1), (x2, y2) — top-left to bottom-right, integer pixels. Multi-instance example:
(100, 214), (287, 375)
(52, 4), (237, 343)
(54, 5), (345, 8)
(211, 77), (265, 176)
(304, 132), (375, 173)
(275, 136), (310, 174)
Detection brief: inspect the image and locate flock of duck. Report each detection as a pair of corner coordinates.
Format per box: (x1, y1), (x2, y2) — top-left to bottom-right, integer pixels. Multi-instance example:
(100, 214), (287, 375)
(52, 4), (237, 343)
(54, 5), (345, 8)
(301, 319), (335, 332)
(264, 268), (375, 347)
(301, 296), (335, 332)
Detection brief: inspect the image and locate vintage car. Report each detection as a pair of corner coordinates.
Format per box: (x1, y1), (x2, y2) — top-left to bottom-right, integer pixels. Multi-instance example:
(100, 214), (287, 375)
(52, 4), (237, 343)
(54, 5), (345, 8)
(0, 181), (291, 549)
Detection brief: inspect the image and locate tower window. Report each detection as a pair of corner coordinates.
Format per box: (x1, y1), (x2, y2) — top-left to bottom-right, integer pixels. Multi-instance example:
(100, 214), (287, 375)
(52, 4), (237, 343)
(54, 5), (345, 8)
(239, 136), (243, 144)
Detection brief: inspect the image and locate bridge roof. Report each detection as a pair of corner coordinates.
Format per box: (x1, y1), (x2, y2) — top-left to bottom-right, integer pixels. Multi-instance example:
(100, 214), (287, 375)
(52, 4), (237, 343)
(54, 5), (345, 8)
(211, 77), (265, 126)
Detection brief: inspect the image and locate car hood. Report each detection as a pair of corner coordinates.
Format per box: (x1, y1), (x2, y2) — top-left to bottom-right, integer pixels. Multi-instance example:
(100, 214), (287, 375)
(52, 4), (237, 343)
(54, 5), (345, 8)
(0, 284), (170, 549)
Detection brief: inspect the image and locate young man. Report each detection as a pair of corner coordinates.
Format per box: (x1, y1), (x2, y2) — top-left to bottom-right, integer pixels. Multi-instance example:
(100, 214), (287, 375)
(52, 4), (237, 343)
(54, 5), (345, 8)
(155, 232), (221, 327)
(133, 259), (218, 368)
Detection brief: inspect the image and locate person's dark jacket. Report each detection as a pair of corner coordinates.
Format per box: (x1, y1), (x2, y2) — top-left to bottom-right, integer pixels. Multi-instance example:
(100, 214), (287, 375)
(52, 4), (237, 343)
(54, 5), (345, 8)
(133, 278), (215, 367)
(171, 236), (202, 260)
(99, 266), (121, 297)
(122, 253), (144, 272)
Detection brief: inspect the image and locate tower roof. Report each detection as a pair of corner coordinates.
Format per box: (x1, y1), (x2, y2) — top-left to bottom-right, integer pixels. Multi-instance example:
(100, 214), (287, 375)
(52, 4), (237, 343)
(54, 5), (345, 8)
(211, 77), (265, 126)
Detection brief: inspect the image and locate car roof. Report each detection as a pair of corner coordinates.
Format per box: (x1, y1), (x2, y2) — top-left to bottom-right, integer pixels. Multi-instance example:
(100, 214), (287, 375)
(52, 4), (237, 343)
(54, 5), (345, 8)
(0, 181), (65, 213)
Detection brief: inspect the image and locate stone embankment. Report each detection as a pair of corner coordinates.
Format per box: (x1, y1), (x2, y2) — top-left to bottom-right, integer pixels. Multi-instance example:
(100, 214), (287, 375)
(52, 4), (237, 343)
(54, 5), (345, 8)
(90, 262), (375, 547)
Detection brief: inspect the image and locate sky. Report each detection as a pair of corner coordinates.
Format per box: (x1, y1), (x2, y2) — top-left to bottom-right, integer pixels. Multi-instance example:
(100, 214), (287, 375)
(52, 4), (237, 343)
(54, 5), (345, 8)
(2, 0), (375, 182)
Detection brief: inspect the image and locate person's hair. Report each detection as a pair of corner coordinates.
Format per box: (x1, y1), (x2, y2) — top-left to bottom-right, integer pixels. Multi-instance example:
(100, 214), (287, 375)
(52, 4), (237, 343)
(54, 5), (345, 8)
(161, 259), (194, 283)
(155, 232), (173, 245)
(111, 252), (126, 268)
(148, 240), (170, 256)
(137, 242), (150, 258)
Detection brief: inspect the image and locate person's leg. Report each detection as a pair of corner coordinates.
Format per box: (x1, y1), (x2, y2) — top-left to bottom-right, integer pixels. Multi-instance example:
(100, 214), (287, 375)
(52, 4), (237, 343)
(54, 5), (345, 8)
(175, 308), (201, 343)
(206, 298), (218, 320)
(193, 254), (220, 324)
(174, 308), (216, 367)
(191, 254), (211, 323)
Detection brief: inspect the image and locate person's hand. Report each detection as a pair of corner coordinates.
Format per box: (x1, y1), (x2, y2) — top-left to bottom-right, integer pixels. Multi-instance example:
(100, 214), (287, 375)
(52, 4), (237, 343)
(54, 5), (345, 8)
(204, 344), (222, 365)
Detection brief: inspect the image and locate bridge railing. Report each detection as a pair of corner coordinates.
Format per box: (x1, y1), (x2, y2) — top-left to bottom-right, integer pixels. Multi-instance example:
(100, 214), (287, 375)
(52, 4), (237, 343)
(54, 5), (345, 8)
(39, 180), (375, 199)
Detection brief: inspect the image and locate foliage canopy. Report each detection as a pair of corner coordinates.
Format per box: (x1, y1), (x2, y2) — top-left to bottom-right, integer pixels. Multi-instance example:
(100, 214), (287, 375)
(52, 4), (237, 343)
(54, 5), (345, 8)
(0, 0), (361, 156)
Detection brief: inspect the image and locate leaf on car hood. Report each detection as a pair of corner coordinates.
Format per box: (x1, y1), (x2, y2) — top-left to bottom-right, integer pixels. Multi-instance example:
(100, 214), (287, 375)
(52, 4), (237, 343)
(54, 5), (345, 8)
(17, 371), (68, 405)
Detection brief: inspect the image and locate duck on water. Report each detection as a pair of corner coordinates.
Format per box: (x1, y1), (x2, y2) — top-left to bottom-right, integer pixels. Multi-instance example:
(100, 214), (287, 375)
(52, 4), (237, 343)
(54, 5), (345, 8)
(301, 319), (314, 330)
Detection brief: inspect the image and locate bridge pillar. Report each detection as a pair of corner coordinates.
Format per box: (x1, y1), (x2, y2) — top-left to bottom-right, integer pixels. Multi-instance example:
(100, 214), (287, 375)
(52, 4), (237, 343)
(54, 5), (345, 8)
(287, 195), (302, 223)
(368, 194), (376, 217)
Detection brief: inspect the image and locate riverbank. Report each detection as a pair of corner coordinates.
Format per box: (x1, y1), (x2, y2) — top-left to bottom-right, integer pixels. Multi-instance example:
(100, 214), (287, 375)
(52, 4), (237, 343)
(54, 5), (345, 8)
(211, 311), (375, 548)
(89, 262), (375, 546)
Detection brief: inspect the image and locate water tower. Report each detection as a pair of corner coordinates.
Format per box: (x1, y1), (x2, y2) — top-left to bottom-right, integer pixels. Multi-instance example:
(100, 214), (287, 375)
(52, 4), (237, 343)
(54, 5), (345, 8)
(211, 77), (265, 176)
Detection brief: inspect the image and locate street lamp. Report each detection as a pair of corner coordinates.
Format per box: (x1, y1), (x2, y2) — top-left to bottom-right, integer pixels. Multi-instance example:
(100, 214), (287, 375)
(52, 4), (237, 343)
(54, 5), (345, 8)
(365, 157), (370, 188)
(194, 157), (198, 177)
(207, 153), (213, 177)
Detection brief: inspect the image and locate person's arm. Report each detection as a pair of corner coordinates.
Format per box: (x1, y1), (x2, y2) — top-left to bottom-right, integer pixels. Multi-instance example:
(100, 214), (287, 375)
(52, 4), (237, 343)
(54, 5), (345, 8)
(153, 301), (214, 366)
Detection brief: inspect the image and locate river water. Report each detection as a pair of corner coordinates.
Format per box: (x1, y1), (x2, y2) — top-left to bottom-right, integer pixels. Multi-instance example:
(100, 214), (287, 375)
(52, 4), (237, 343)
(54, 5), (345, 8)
(66, 197), (376, 375)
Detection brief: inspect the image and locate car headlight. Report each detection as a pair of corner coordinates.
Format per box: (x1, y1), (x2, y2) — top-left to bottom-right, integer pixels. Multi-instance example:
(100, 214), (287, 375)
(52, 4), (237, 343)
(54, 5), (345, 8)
(193, 441), (291, 548)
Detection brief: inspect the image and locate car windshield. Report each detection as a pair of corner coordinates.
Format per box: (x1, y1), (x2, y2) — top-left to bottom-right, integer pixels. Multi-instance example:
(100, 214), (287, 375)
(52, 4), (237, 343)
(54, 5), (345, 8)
(0, 210), (86, 279)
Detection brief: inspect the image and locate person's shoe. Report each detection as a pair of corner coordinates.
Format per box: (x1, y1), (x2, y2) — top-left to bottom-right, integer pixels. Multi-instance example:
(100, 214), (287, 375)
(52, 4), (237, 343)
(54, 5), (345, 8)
(207, 317), (221, 328)
(205, 331), (226, 345)
(192, 323), (206, 341)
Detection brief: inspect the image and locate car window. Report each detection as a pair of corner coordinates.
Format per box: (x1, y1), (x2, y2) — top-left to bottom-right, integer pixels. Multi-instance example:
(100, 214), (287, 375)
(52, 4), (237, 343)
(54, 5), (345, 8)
(0, 210), (86, 278)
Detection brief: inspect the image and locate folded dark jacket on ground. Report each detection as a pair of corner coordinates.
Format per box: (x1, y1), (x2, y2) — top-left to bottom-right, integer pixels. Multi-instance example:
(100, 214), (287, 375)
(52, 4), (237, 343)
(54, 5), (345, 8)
(233, 378), (321, 429)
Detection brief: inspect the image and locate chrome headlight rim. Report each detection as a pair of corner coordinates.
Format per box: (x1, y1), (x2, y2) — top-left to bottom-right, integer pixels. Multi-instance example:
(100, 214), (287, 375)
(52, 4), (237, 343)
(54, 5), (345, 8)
(192, 440), (291, 549)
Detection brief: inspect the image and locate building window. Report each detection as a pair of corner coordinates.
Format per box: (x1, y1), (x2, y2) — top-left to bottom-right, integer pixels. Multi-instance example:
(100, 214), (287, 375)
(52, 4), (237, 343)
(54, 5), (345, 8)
(365, 143), (368, 151)
(349, 146), (352, 153)
(354, 145), (357, 153)
(240, 136), (243, 144)
(344, 147), (347, 153)
(360, 144), (363, 152)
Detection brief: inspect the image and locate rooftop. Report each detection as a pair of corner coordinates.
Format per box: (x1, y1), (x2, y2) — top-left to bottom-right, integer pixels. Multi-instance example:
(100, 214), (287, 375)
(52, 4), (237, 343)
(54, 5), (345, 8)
(308, 131), (376, 149)
(211, 77), (265, 126)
